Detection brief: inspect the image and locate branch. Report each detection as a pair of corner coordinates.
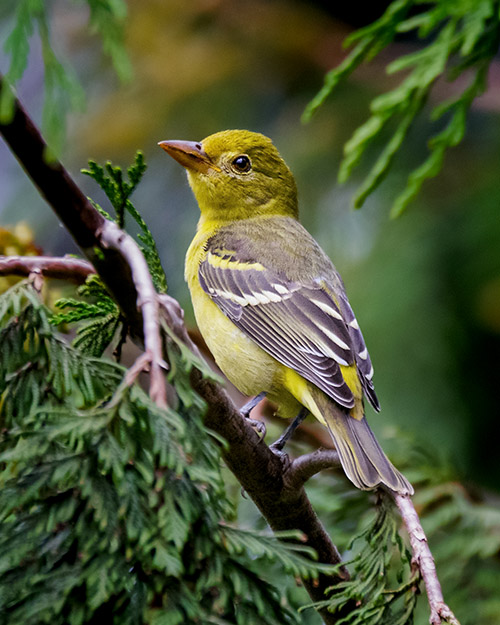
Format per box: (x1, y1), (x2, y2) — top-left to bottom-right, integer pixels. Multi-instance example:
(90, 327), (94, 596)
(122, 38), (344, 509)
(99, 221), (167, 407)
(0, 73), (350, 624)
(394, 494), (460, 625)
(286, 448), (341, 490)
(159, 295), (350, 623)
(0, 75), (142, 333)
(0, 76), (166, 408)
(0, 248), (167, 406)
(0, 255), (95, 283)
(282, 447), (460, 625)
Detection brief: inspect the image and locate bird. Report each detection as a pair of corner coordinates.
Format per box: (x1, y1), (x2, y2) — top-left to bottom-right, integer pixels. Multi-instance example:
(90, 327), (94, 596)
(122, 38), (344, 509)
(159, 129), (413, 495)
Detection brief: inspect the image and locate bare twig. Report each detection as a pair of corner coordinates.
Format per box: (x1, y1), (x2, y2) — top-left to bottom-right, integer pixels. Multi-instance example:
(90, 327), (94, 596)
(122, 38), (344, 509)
(0, 255), (95, 283)
(286, 448), (341, 490)
(99, 221), (167, 407)
(283, 448), (461, 625)
(394, 494), (460, 625)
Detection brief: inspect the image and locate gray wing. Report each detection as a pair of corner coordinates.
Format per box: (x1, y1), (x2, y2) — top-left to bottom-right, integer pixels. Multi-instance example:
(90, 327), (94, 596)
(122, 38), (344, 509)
(199, 245), (380, 412)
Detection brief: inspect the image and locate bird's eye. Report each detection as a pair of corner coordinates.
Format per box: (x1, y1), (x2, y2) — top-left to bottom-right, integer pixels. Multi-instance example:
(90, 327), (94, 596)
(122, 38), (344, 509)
(231, 155), (252, 173)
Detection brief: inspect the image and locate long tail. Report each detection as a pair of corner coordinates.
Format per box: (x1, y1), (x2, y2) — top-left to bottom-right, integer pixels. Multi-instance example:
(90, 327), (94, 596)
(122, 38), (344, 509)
(311, 388), (413, 495)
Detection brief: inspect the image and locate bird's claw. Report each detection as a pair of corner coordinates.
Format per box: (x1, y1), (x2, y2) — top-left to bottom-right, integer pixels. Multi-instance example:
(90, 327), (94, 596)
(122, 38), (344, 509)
(269, 442), (291, 469)
(243, 416), (267, 439)
(240, 392), (267, 438)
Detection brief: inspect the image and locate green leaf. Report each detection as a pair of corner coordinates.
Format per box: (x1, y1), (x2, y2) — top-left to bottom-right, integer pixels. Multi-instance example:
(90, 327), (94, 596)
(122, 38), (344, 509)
(304, 0), (500, 213)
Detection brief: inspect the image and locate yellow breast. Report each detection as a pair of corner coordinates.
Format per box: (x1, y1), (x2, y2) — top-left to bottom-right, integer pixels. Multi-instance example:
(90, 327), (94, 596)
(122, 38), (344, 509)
(185, 226), (282, 399)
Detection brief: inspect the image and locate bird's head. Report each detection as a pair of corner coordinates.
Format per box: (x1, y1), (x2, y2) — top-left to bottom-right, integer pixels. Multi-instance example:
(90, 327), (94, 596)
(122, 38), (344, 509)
(159, 130), (298, 225)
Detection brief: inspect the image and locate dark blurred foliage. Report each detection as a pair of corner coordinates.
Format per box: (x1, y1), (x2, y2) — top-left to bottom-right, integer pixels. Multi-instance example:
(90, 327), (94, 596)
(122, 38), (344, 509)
(1, 2), (500, 621)
(306, 0), (393, 28)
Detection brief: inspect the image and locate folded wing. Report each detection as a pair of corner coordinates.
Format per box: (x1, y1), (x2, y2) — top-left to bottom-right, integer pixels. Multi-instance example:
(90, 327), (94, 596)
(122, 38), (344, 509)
(199, 244), (379, 412)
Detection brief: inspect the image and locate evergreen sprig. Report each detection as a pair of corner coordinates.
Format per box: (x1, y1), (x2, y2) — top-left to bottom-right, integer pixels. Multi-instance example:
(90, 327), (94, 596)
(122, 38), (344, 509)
(0, 282), (124, 427)
(303, 0), (500, 216)
(87, 0), (132, 82)
(304, 496), (418, 624)
(82, 153), (168, 293)
(0, 280), (330, 625)
(52, 274), (122, 358)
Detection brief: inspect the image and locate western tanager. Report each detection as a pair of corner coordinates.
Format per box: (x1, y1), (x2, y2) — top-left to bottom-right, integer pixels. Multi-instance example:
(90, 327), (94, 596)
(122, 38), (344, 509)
(159, 130), (412, 495)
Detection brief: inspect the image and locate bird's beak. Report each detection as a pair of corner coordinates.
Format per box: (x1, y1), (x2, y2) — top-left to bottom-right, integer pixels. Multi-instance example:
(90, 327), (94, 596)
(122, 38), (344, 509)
(158, 140), (221, 174)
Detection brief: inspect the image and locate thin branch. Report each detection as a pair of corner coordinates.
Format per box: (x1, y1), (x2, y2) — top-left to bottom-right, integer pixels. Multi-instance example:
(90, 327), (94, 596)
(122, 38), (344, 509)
(100, 221), (167, 407)
(0, 76), (167, 408)
(286, 448), (341, 490)
(0, 250), (166, 403)
(394, 494), (460, 625)
(283, 447), (461, 625)
(0, 73), (350, 625)
(0, 255), (95, 283)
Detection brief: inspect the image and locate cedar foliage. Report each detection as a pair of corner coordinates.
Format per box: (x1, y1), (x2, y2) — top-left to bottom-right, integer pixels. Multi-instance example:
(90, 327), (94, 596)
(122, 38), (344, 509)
(303, 0), (500, 216)
(0, 278), (324, 625)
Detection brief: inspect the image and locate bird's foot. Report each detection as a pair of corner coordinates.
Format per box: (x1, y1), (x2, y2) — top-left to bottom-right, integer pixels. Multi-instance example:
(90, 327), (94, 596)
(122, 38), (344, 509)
(240, 391), (267, 438)
(269, 442), (292, 470)
(269, 407), (308, 452)
(269, 434), (287, 453)
(245, 417), (267, 438)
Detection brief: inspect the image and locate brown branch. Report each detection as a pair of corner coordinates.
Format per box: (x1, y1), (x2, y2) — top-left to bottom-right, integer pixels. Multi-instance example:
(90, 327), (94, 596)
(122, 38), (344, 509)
(99, 221), (167, 407)
(0, 76), (142, 334)
(0, 77), (167, 408)
(286, 448), (341, 490)
(159, 295), (350, 622)
(281, 445), (461, 625)
(0, 255), (95, 283)
(394, 494), (460, 625)
(1, 73), (350, 624)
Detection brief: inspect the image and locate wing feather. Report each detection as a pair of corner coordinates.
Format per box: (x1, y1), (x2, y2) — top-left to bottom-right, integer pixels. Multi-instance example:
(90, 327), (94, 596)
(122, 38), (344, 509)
(199, 242), (379, 411)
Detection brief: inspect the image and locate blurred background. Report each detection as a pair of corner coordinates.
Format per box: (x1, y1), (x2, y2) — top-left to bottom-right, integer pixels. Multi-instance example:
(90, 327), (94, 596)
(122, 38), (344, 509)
(1, 1), (500, 620)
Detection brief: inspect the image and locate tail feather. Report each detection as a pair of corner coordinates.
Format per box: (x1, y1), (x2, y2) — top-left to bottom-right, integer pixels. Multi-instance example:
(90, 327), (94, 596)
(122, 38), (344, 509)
(312, 391), (413, 495)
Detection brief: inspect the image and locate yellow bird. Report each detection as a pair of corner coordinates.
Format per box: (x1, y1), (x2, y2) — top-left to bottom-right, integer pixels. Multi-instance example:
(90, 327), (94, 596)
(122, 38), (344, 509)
(159, 130), (412, 495)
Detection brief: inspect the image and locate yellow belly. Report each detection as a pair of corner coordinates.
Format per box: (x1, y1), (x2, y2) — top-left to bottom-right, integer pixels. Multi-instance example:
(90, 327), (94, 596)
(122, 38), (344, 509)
(185, 224), (316, 420)
(190, 280), (276, 395)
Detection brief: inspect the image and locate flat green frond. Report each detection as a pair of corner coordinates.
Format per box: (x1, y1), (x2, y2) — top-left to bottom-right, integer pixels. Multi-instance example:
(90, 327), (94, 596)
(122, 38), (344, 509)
(87, 0), (132, 82)
(83, 153), (167, 291)
(38, 11), (85, 156)
(305, 0), (500, 214)
(51, 275), (121, 356)
(218, 526), (338, 580)
(352, 91), (426, 208)
(126, 197), (168, 293)
(302, 37), (375, 122)
(127, 150), (147, 186)
(1, 0), (130, 150)
(0, 280), (305, 624)
(304, 496), (418, 624)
